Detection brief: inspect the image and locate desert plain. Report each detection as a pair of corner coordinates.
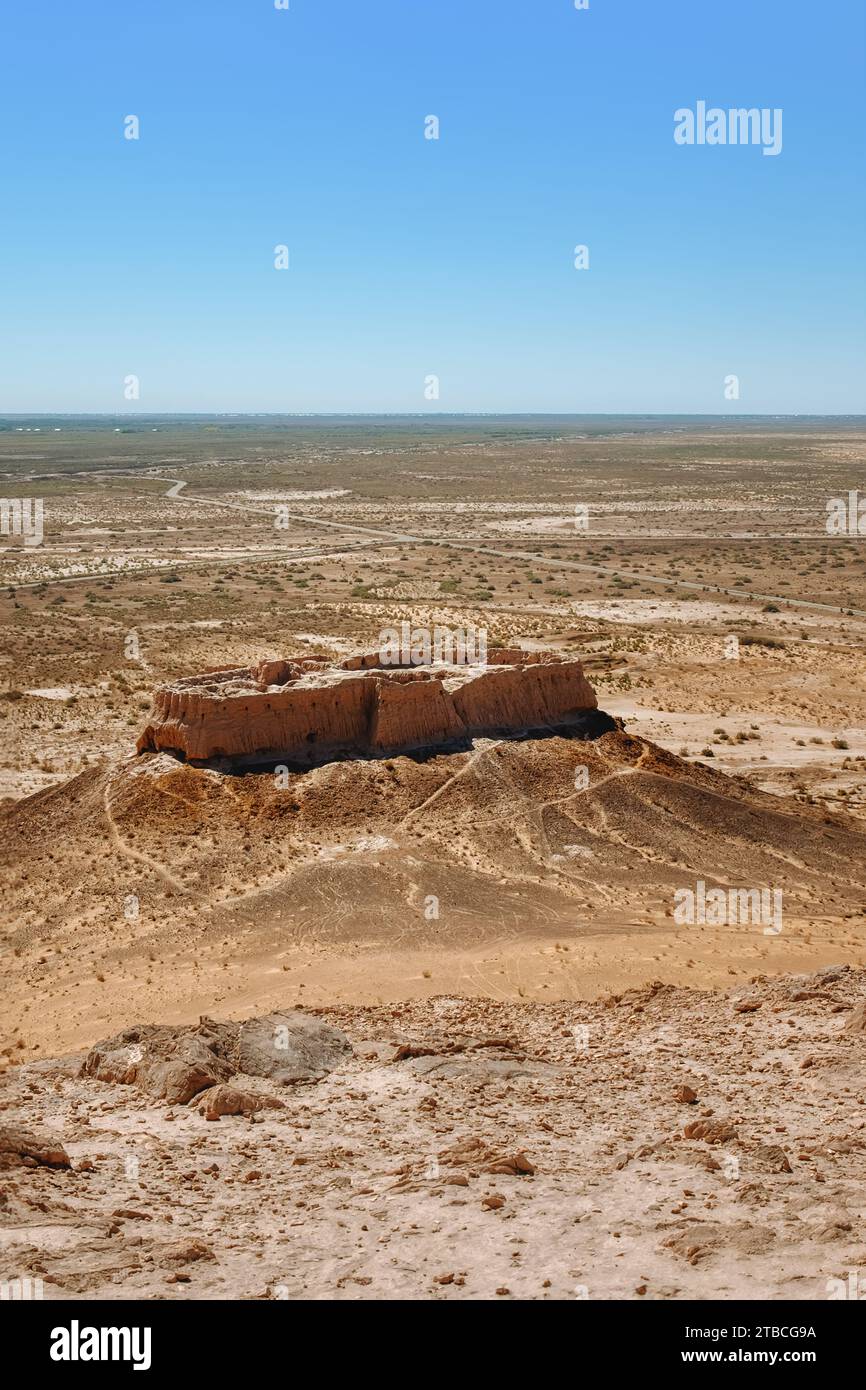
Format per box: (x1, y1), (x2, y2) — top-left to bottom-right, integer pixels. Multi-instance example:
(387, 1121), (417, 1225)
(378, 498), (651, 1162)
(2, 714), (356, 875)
(1, 414), (864, 1300)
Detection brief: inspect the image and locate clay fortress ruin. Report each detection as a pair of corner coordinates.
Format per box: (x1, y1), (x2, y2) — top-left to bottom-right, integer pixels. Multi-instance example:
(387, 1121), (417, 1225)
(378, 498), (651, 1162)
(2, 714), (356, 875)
(137, 649), (608, 767)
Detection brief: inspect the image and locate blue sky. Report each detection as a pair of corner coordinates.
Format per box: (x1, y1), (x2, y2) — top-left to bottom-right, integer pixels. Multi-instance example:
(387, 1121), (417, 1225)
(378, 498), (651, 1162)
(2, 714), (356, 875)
(1, 0), (863, 413)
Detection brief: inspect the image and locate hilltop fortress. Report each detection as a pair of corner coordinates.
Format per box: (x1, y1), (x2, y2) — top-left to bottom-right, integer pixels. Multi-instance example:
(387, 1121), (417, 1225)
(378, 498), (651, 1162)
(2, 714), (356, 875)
(136, 648), (604, 767)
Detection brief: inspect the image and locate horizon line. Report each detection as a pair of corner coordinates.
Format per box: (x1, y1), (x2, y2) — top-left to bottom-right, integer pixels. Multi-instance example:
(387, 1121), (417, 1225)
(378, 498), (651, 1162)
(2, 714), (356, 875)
(2, 411), (866, 421)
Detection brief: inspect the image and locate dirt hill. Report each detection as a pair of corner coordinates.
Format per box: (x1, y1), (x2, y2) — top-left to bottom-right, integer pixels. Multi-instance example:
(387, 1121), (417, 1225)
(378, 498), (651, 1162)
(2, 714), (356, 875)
(3, 726), (865, 1057)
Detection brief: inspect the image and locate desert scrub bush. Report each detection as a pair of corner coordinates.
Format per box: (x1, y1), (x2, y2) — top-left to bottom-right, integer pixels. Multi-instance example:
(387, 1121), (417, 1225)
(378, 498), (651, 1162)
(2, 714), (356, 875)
(740, 635), (785, 649)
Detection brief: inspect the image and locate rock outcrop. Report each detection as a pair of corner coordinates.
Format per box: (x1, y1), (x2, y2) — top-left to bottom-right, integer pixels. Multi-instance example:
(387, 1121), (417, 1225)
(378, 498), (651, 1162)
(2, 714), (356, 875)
(136, 648), (600, 766)
(82, 1012), (352, 1105)
(81, 1020), (235, 1105)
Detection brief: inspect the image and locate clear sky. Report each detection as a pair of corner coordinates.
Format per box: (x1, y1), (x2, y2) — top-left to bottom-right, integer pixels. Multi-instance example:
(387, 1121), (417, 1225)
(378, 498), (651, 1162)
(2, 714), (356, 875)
(1, 0), (864, 414)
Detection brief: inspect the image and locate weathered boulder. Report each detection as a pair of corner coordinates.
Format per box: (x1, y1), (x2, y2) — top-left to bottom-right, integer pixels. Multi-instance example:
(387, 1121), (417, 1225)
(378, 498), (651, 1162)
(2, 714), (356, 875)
(237, 1012), (353, 1084)
(749, 1143), (793, 1174)
(156, 1238), (215, 1266)
(0, 1124), (70, 1169)
(192, 1084), (285, 1121)
(81, 1020), (236, 1104)
(844, 1000), (866, 1033)
(136, 649), (600, 766)
(683, 1119), (738, 1145)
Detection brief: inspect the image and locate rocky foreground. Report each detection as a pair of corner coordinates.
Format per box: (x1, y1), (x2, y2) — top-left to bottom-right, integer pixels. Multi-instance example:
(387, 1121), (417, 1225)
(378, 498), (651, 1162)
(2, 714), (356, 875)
(1, 966), (864, 1301)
